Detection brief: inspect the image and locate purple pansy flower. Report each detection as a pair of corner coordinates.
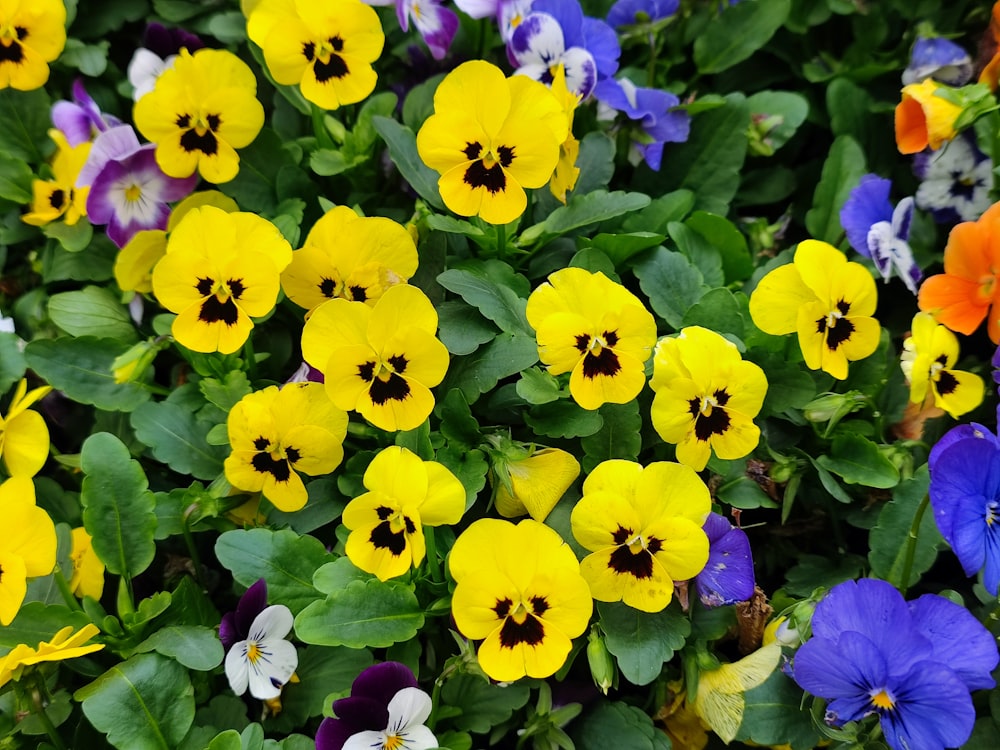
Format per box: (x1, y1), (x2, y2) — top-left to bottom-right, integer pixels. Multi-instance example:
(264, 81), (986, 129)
(606, 0), (678, 27)
(366, 0), (459, 60)
(839, 174), (920, 294)
(51, 79), (120, 147)
(592, 77), (689, 170)
(902, 36), (973, 86)
(316, 662), (437, 750)
(913, 131), (993, 224)
(694, 513), (754, 607)
(792, 578), (997, 750)
(77, 125), (197, 248)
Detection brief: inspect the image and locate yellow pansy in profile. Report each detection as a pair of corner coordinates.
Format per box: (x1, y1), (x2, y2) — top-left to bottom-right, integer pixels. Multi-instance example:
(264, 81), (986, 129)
(69, 527), (105, 600)
(1, 378), (52, 477)
(0, 624), (104, 688)
(417, 60), (567, 225)
(248, 0), (384, 111)
(490, 440), (580, 522)
(281, 205), (418, 314)
(225, 383), (348, 512)
(900, 312), (983, 419)
(0, 0), (66, 91)
(343, 446), (465, 581)
(134, 48), (265, 183)
(570, 460), (710, 613)
(0, 477), (57, 625)
(22, 130), (91, 227)
(115, 190), (240, 294)
(749, 240), (881, 380)
(526, 268), (656, 411)
(895, 78), (961, 154)
(151, 205), (292, 354)
(548, 64), (581, 204)
(301, 284), (450, 432)
(692, 643), (781, 744)
(650, 327), (768, 472)
(449, 519), (592, 682)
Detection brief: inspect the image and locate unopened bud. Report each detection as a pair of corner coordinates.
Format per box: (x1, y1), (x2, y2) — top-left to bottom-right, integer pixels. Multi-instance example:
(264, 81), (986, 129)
(587, 629), (615, 695)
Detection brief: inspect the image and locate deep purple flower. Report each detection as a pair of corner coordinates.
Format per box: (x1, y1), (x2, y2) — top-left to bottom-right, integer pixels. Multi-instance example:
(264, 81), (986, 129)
(219, 578), (269, 651)
(128, 23), (204, 101)
(694, 513), (754, 607)
(51, 79), (120, 146)
(902, 36), (973, 86)
(316, 662), (437, 750)
(592, 77), (689, 170)
(792, 578), (997, 750)
(606, 0), (677, 27)
(142, 22), (203, 59)
(839, 174), (920, 294)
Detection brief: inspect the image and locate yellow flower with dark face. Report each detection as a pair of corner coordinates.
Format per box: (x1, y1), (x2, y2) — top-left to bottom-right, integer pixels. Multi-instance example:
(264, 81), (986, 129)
(900, 312), (984, 419)
(151, 205), (292, 354)
(570, 460), (710, 613)
(134, 48), (265, 184)
(343, 446), (465, 581)
(749, 240), (881, 380)
(416, 60), (567, 225)
(526, 268), (656, 411)
(22, 130), (90, 227)
(449, 519), (593, 681)
(649, 327), (768, 472)
(0, 379), (52, 478)
(248, 0), (384, 111)
(281, 205), (418, 314)
(301, 284), (450, 432)
(225, 383), (348, 512)
(0, 0), (65, 91)
(0, 477), (56, 625)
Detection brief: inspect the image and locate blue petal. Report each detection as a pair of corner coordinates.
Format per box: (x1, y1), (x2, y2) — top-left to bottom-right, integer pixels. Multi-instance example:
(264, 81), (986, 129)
(792, 631), (887, 723)
(903, 36), (973, 87)
(929, 437), (1000, 550)
(510, 12), (566, 66)
(532, 0), (585, 46)
(696, 524), (755, 606)
(881, 661), (976, 750)
(908, 594), (998, 691)
(607, 0), (678, 26)
(839, 174), (893, 256)
(580, 17), (620, 78)
(928, 424), (997, 472)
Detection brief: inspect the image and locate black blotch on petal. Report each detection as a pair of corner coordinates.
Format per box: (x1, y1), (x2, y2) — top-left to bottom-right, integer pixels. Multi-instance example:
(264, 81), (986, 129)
(49, 189), (65, 209)
(370, 521), (407, 556)
(693, 407), (731, 442)
(180, 127), (219, 156)
(314, 54), (349, 83)
(196, 277), (214, 296)
(199, 295), (239, 325)
(608, 544), (655, 579)
(936, 370), (959, 396)
(463, 160), (507, 194)
(582, 348), (621, 379)
(349, 285), (367, 302)
(319, 277), (337, 297)
(358, 361), (376, 382)
(498, 614), (545, 649)
(369, 373), (410, 405)
(251, 451), (291, 482)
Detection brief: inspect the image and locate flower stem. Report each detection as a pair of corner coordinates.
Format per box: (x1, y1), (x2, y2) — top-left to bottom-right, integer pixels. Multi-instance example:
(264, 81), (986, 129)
(897, 494), (930, 595)
(311, 104), (335, 150)
(424, 526), (442, 583)
(182, 504), (209, 590)
(31, 687), (67, 750)
(53, 567), (83, 612)
(496, 222), (507, 260)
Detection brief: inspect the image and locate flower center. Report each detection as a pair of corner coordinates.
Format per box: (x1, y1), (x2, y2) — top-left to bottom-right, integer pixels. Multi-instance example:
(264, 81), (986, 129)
(370, 505), (417, 556)
(979, 273), (996, 303)
(815, 299), (854, 351)
(870, 688), (895, 710)
(124, 184), (142, 202)
(247, 642), (262, 665)
(383, 735), (404, 750)
(987, 501), (998, 527)
(196, 276), (245, 326)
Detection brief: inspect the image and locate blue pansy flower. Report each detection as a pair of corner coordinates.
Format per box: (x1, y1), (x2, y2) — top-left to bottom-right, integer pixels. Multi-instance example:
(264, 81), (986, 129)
(902, 36), (973, 86)
(593, 77), (689, 170)
(839, 174), (920, 294)
(606, 0), (678, 27)
(694, 512), (755, 607)
(914, 131), (993, 224)
(792, 578), (997, 750)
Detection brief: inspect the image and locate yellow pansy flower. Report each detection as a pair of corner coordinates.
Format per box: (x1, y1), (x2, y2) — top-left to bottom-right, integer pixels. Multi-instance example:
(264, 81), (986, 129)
(281, 205), (418, 314)
(650, 327), (768, 472)
(248, 0), (384, 111)
(416, 60), (567, 225)
(526, 267), (656, 410)
(0, 0), (66, 91)
(301, 284), (450, 432)
(491, 442), (580, 522)
(151, 205), (292, 354)
(0, 477), (56, 625)
(570, 460), (710, 613)
(548, 64), (581, 204)
(22, 130), (91, 227)
(69, 527), (105, 600)
(0, 624), (104, 688)
(134, 48), (265, 183)
(449, 518), (592, 682)
(692, 644), (781, 744)
(225, 383), (348, 512)
(1, 378), (52, 477)
(749, 240), (881, 380)
(343, 446), (465, 581)
(900, 312), (984, 419)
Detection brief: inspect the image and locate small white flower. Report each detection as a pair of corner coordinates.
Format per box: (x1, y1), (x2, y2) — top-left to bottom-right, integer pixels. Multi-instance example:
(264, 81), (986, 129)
(342, 687), (438, 750)
(224, 604), (298, 700)
(127, 48), (177, 101)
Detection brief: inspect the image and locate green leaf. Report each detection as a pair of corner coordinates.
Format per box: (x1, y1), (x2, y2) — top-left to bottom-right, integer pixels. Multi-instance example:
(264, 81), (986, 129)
(526, 399), (604, 439)
(579, 232), (666, 268)
(746, 90), (810, 152)
(0, 602), (90, 651)
(633, 247), (706, 329)
(519, 190), (650, 246)
(809, 457), (853, 503)
(60, 39), (110, 76)
(47, 286), (138, 342)
(439, 675), (531, 734)
(207, 731), (242, 750)
(598, 602), (690, 685)
(134, 626), (224, 671)
(372, 116), (445, 210)
(572, 131), (616, 194)
(309, 148), (366, 176)
(682, 288), (745, 338)
(436, 446), (488, 509)
(218, 129), (302, 214)
(684, 211), (753, 283)
(439, 332), (538, 403)
(41, 235), (115, 280)
(816, 434), (900, 489)
(581, 401), (642, 473)
(783, 553), (865, 598)
(622, 190), (694, 234)
(199, 371), (253, 413)
(215, 529), (332, 615)
(516, 367), (563, 405)
(294, 579), (425, 648)
(694, 0), (792, 73)
(0, 152), (33, 202)
(438, 388), (482, 449)
(668, 221), (724, 287)
(737, 670), (821, 750)
(80, 433), (157, 578)
(571, 701), (671, 750)
(43, 218), (94, 252)
(76, 653), (194, 750)
(437, 301), (497, 356)
(312, 558), (372, 595)
(437, 267), (532, 336)
(25, 336), (151, 412)
(0, 332), (26, 393)
(868, 465), (942, 588)
(804, 134), (866, 244)
(0, 88), (50, 162)
(131, 400), (227, 480)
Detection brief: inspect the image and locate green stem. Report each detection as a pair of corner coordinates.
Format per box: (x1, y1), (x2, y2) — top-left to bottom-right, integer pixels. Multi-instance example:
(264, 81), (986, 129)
(897, 494), (930, 595)
(243, 336), (258, 382)
(182, 505), (208, 590)
(31, 687), (67, 750)
(311, 104), (335, 150)
(424, 526), (442, 583)
(496, 222), (507, 260)
(426, 678), (444, 731)
(53, 568), (83, 612)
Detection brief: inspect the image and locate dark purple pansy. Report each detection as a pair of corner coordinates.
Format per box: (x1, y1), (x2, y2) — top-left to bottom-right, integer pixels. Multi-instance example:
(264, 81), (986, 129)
(220, 578), (268, 652)
(694, 512), (754, 607)
(315, 662), (419, 750)
(143, 21), (203, 59)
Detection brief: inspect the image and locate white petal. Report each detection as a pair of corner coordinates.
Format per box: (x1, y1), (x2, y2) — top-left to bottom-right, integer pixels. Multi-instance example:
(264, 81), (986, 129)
(453, 0), (498, 19)
(224, 640), (250, 696)
(387, 687), (433, 731)
(248, 604), (294, 641)
(511, 12), (565, 67)
(342, 730), (387, 750)
(127, 49), (167, 101)
(246, 637), (298, 700)
(399, 725), (438, 750)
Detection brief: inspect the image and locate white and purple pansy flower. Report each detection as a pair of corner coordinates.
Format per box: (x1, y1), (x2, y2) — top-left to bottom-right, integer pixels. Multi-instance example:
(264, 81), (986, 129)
(453, 0), (533, 43)
(694, 512), (755, 608)
(840, 173), (921, 294)
(76, 124), (197, 248)
(127, 22), (203, 101)
(592, 77), (690, 170)
(902, 36), (973, 87)
(509, 0), (619, 99)
(51, 79), (120, 147)
(316, 662), (437, 750)
(913, 131), (993, 224)
(367, 0), (459, 61)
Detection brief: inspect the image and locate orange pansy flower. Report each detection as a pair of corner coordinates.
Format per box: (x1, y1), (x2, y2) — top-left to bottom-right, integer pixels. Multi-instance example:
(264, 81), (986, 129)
(894, 79), (961, 155)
